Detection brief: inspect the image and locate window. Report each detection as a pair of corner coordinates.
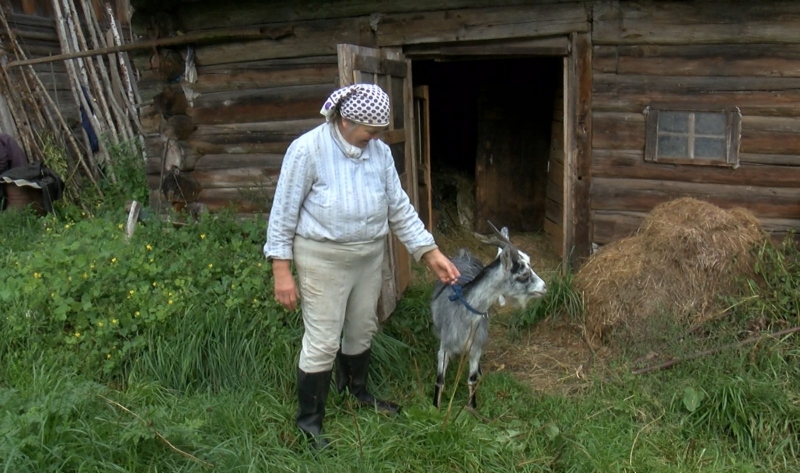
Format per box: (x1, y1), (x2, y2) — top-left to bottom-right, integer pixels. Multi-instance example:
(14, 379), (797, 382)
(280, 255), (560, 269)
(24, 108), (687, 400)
(644, 105), (741, 167)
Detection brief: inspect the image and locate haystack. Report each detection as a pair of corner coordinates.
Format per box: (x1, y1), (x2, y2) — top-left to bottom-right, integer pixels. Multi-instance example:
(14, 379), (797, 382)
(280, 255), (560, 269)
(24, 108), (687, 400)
(575, 198), (766, 347)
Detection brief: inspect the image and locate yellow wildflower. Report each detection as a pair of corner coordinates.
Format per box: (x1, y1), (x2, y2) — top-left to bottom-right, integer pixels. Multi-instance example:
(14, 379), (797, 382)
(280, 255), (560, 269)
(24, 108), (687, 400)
(111, 257), (117, 263)
(135, 311), (140, 317)
(200, 234), (206, 239)
(97, 321), (104, 327)
(146, 244), (152, 251)
(168, 300), (173, 305)
(74, 332), (80, 338)
(129, 290), (135, 295)
(118, 224), (123, 230)
(111, 319), (118, 325)
(208, 263), (213, 269)
(106, 354), (111, 359)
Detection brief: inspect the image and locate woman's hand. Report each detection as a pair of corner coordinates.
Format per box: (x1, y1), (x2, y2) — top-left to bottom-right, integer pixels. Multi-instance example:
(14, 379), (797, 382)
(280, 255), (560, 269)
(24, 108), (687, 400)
(422, 248), (461, 285)
(272, 259), (300, 311)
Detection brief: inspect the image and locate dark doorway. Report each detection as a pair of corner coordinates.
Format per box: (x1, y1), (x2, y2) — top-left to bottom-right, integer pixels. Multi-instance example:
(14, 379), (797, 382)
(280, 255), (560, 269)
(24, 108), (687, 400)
(412, 57), (561, 234)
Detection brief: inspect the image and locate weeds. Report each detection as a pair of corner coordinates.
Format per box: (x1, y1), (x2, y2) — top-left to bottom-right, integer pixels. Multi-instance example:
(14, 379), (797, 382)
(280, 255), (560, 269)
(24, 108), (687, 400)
(2, 207), (800, 471)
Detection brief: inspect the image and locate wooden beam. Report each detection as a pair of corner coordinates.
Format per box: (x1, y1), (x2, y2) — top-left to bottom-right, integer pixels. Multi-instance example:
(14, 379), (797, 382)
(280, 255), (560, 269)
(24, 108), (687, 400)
(592, 149), (800, 188)
(570, 31), (593, 269)
(375, 4), (589, 47)
(4, 24), (295, 68)
(176, 0), (579, 31)
(593, 44), (800, 78)
(594, 0), (800, 45)
(187, 84), (333, 125)
(405, 36), (571, 59)
(591, 177), (800, 219)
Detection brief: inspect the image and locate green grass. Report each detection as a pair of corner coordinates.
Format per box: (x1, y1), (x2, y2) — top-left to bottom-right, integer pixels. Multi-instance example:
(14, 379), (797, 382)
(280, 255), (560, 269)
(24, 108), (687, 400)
(2, 206), (800, 472)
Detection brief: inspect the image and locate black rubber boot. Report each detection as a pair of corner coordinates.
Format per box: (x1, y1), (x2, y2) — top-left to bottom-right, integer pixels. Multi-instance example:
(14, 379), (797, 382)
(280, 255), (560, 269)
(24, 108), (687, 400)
(296, 368), (332, 450)
(335, 348), (400, 414)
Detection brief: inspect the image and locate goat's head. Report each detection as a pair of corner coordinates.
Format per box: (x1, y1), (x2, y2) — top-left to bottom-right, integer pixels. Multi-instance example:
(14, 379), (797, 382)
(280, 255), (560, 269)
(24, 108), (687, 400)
(486, 221), (547, 308)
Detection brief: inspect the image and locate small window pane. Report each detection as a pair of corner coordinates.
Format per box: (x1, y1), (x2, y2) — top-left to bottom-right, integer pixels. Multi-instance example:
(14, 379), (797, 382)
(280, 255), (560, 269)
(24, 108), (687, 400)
(658, 135), (689, 157)
(695, 112), (727, 135)
(659, 111), (689, 133)
(695, 137), (727, 159)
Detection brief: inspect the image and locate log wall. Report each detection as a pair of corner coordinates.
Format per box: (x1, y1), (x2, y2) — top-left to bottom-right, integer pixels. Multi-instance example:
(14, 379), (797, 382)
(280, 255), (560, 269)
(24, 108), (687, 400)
(591, 1), (800, 244)
(135, 0), (589, 213)
(2, 13), (77, 125)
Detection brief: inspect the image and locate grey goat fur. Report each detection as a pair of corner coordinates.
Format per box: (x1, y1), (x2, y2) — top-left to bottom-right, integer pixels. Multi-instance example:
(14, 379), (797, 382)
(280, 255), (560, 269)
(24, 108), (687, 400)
(430, 224), (546, 409)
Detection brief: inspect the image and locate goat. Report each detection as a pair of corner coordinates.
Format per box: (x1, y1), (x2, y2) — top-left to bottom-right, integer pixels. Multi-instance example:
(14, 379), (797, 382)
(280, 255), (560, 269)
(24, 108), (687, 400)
(431, 223), (546, 409)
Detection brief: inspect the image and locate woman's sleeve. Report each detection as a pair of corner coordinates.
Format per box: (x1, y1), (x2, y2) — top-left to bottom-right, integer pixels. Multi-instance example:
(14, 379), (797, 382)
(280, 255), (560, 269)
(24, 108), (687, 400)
(383, 146), (437, 261)
(263, 140), (315, 260)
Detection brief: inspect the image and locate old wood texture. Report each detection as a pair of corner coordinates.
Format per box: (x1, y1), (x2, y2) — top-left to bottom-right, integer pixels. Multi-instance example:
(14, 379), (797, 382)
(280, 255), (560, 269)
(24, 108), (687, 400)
(188, 3), (588, 66)
(591, 0), (800, 244)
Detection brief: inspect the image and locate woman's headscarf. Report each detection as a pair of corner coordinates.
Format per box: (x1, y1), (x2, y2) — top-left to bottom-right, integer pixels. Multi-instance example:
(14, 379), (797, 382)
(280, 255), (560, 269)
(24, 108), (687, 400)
(320, 83), (390, 127)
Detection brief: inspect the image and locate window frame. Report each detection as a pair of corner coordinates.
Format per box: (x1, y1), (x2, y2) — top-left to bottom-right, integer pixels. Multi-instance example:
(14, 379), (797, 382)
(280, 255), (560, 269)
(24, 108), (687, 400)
(644, 104), (742, 168)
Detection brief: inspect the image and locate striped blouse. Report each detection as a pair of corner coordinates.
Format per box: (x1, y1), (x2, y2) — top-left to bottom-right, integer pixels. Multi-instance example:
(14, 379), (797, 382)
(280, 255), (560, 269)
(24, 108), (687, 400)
(264, 123), (436, 262)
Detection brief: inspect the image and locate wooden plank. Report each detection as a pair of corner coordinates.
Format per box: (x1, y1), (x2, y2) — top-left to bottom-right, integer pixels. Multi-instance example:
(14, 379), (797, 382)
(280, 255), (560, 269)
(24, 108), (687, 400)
(194, 17), (372, 66)
(592, 112), (645, 150)
(198, 187), (276, 212)
(192, 63), (339, 93)
(353, 55), (407, 77)
(404, 36), (571, 59)
(376, 4), (589, 46)
(193, 4), (588, 66)
(591, 177), (800, 219)
(190, 167), (279, 189)
(545, 197), (563, 225)
(177, 0), (578, 31)
(593, 44), (800, 78)
(592, 210), (645, 244)
(193, 153), (286, 171)
(593, 88), (800, 117)
(594, 72), (800, 94)
(570, 31), (593, 269)
(187, 84), (334, 125)
(741, 129), (800, 156)
(740, 154), (800, 166)
(8, 13), (55, 29)
(592, 149), (800, 188)
(593, 1), (800, 45)
(543, 216), (564, 258)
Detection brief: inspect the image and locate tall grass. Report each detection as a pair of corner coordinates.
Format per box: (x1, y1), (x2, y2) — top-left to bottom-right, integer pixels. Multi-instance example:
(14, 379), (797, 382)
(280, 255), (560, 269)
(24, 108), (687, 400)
(2, 207), (800, 471)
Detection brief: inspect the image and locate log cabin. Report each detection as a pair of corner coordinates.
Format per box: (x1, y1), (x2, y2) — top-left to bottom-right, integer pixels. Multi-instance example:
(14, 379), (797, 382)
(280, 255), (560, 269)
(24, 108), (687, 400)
(7, 1), (800, 317)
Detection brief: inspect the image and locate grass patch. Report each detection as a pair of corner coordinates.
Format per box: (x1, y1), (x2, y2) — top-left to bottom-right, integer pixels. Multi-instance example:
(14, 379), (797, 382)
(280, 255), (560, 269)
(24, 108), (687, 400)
(2, 206), (800, 472)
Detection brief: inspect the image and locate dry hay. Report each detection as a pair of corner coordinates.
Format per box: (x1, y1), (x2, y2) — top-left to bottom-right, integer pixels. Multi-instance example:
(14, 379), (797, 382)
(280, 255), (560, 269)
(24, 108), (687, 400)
(575, 197), (766, 347)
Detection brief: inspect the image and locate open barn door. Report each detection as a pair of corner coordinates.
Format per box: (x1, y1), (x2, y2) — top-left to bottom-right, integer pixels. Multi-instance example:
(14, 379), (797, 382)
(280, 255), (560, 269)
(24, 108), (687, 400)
(337, 44), (418, 321)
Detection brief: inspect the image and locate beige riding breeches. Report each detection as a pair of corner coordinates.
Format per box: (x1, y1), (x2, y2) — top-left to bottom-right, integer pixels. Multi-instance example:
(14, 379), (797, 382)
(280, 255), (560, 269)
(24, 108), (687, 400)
(293, 235), (385, 373)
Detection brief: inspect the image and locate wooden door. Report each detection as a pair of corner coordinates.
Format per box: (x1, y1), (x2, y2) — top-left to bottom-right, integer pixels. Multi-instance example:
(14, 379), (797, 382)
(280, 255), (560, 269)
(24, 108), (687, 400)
(474, 90), (549, 234)
(337, 44), (418, 321)
(413, 85), (433, 231)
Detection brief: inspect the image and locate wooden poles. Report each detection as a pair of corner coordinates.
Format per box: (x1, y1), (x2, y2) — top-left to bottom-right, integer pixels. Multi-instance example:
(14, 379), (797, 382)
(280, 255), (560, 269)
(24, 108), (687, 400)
(0, 1), (143, 197)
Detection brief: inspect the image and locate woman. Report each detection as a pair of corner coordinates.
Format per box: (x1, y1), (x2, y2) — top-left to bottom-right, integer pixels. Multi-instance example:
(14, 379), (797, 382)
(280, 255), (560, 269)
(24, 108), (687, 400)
(264, 84), (459, 449)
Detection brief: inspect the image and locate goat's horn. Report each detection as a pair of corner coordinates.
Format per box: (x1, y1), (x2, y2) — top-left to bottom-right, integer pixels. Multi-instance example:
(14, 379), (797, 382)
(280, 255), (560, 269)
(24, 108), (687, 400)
(487, 220), (511, 245)
(485, 221), (520, 260)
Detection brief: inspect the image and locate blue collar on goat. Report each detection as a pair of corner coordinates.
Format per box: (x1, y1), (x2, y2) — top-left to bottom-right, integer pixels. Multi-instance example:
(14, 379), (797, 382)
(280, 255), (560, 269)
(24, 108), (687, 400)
(448, 283), (489, 319)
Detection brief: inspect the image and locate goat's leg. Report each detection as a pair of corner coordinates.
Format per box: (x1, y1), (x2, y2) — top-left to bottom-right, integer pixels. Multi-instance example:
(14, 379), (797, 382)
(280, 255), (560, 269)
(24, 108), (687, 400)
(467, 350), (482, 409)
(433, 347), (449, 409)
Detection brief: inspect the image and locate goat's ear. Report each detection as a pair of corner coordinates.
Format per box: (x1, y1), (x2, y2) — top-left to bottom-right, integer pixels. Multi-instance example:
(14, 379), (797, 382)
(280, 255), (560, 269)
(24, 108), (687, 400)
(500, 247), (514, 270)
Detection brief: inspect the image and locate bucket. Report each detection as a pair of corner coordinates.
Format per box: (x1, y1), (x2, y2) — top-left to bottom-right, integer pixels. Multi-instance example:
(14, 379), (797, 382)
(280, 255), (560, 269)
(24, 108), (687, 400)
(2, 183), (45, 215)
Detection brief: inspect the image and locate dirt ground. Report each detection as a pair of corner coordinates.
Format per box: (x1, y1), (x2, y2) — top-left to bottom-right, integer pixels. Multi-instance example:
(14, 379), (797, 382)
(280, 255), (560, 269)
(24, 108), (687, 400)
(429, 229), (605, 396)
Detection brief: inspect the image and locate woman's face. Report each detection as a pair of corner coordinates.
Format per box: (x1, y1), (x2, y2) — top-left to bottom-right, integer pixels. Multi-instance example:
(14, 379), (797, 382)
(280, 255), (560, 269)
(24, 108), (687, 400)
(339, 119), (386, 148)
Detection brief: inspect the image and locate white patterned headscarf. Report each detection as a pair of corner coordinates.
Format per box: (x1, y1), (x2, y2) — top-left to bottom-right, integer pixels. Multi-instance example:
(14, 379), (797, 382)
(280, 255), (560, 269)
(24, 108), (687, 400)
(320, 84), (390, 127)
